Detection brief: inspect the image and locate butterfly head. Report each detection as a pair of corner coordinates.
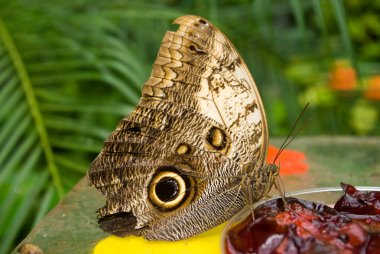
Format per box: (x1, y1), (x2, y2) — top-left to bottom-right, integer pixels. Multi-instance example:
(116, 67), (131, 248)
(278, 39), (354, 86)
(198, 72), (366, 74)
(262, 163), (280, 194)
(242, 162), (280, 202)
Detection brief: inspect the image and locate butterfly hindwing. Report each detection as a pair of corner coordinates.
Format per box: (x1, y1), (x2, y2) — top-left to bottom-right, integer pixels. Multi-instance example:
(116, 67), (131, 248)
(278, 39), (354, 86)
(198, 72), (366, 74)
(88, 15), (274, 240)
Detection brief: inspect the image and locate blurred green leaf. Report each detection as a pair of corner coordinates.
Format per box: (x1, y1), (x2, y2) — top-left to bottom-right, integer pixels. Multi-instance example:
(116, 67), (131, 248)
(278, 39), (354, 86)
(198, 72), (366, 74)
(0, 1), (165, 251)
(285, 62), (319, 86)
(299, 84), (335, 107)
(350, 100), (378, 135)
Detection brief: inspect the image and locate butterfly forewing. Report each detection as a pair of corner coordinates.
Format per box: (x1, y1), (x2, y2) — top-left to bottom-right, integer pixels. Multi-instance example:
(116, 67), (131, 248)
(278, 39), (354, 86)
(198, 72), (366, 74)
(88, 15), (272, 240)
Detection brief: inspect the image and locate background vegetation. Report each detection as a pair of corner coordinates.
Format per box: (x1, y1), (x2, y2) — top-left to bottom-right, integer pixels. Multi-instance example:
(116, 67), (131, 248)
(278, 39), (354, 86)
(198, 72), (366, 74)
(0, 0), (379, 252)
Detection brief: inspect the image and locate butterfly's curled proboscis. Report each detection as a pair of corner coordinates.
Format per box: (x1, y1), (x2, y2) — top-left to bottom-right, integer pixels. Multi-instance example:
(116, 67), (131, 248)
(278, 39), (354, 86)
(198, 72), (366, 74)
(87, 15), (280, 241)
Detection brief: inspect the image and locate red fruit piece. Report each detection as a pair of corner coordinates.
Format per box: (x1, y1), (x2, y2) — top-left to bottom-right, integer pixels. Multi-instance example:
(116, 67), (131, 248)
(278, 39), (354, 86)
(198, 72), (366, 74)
(335, 183), (380, 216)
(366, 233), (380, 254)
(335, 183), (380, 232)
(225, 198), (369, 254)
(225, 185), (380, 254)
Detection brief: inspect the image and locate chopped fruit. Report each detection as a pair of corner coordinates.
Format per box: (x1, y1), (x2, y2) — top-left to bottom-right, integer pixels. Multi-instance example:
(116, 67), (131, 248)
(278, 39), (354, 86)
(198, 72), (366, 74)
(225, 184), (380, 254)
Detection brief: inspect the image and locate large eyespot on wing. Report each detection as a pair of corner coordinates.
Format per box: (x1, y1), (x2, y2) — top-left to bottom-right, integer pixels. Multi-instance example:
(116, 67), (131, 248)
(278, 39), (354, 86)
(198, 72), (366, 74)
(148, 166), (196, 211)
(141, 160), (246, 241)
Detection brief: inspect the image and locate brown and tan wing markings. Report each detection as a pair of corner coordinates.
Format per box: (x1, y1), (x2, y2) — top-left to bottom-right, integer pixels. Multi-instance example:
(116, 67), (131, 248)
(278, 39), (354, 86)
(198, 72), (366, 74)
(90, 14), (264, 183)
(88, 15), (272, 240)
(90, 102), (239, 181)
(138, 100), (237, 155)
(169, 15), (267, 164)
(160, 33), (255, 100)
(153, 28), (255, 137)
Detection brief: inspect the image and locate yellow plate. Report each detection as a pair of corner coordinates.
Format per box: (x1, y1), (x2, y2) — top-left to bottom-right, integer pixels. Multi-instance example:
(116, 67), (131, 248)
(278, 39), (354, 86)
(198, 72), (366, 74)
(93, 223), (225, 254)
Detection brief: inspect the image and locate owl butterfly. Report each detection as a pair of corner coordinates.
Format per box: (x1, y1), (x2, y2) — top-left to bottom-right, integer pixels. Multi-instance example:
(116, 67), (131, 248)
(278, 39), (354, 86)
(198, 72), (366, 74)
(88, 15), (279, 241)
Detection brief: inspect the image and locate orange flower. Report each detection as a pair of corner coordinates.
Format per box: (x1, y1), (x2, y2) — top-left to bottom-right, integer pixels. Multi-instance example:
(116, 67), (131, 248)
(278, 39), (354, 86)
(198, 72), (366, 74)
(364, 75), (380, 100)
(266, 145), (308, 175)
(329, 61), (357, 91)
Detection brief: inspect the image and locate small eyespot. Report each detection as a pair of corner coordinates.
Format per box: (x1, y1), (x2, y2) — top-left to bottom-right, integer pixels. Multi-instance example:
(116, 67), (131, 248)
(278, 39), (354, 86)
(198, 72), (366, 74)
(199, 19), (207, 24)
(148, 167), (195, 211)
(176, 143), (191, 155)
(206, 127), (227, 150)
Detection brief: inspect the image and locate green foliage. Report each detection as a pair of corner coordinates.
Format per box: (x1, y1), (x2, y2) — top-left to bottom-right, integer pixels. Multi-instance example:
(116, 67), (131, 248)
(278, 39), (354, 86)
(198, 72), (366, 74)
(0, 0), (379, 253)
(0, 1), (180, 252)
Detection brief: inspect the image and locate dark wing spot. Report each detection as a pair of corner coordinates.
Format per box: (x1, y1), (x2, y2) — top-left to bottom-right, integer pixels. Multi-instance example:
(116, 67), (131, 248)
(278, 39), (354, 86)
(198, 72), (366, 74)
(155, 177), (179, 202)
(99, 212), (138, 237)
(199, 19), (207, 24)
(127, 126), (141, 133)
(189, 44), (207, 55)
(245, 103), (257, 113)
(227, 62), (236, 71)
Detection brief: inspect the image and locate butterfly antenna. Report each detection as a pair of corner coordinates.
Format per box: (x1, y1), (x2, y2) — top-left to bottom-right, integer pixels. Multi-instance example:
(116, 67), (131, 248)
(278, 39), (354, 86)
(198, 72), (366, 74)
(273, 103), (310, 163)
(274, 122), (305, 163)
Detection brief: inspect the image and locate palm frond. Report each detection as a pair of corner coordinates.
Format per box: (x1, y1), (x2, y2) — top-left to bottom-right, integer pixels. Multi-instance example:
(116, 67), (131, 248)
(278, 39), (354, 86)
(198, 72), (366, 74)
(0, 2), (165, 251)
(0, 17), (64, 196)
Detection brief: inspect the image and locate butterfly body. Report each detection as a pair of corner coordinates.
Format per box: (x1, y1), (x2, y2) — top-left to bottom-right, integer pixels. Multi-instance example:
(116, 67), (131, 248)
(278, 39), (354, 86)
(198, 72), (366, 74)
(88, 15), (278, 241)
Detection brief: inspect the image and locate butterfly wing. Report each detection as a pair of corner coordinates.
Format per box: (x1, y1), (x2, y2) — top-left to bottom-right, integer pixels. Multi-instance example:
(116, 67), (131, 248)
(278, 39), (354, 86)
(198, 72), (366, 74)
(88, 15), (270, 240)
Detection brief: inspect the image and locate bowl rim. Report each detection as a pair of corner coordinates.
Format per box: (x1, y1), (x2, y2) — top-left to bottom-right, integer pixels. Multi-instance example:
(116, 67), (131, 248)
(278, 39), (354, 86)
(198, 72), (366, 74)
(288, 186), (380, 195)
(242, 185), (380, 214)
